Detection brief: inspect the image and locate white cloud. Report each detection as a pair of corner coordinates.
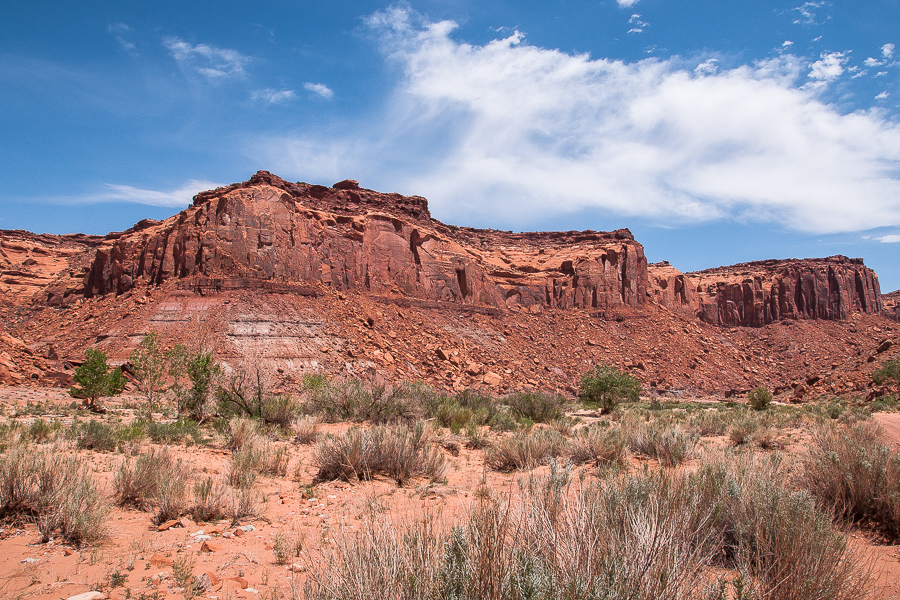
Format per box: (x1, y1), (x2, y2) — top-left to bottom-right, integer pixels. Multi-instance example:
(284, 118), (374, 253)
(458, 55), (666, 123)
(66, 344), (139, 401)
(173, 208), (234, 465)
(883, 43), (895, 59)
(876, 234), (900, 243)
(627, 14), (649, 34)
(876, 91), (889, 100)
(617, 0), (641, 7)
(259, 7), (900, 235)
(252, 88), (297, 103)
(65, 180), (223, 208)
(694, 59), (718, 75)
(782, 40), (794, 48)
(808, 52), (845, 80)
(303, 82), (334, 99)
(864, 57), (884, 67)
(163, 37), (249, 79)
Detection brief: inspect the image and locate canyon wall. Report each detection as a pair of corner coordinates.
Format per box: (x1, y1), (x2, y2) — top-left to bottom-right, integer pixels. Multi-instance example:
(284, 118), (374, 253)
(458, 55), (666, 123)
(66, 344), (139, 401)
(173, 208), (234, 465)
(650, 257), (883, 327)
(79, 171), (649, 312)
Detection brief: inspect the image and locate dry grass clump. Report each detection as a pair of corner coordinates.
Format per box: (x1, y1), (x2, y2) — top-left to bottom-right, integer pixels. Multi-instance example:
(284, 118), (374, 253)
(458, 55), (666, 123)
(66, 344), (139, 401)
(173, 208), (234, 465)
(226, 416), (261, 453)
(802, 421), (900, 541)
(114, 447), (193, 524)
(484, 429), (567, 472)
(566, 425), (626, 466)
(315, 422), (445, 486)
(304, 454), (869, 600)
(293, 416), (321, 444)
(627, 420), (698, 467)
(190, 476), (227, 522)
(688, 410), (729, 437)
(728, 413), (762, 446)
(0, 445), (108, 544)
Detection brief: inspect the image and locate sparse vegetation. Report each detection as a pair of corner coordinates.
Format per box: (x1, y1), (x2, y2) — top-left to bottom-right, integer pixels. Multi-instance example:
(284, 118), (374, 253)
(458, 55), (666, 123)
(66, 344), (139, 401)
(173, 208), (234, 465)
(485, 429), (567, 472)
(579, 364), (641, 413)
(0, 445), (108, 544)
(873, 357), (900, 392)
(315, 422), (445, 485)
(504, 390), (567, 423)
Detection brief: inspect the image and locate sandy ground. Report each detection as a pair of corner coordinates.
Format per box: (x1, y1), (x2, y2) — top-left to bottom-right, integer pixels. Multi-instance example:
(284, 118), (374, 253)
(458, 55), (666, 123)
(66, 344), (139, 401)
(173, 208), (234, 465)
(1, 386), (900, 599)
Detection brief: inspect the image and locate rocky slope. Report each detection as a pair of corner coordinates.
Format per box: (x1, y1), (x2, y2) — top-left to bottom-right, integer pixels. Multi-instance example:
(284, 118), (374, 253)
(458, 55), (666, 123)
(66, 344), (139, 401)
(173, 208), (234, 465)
(0, 171), (897, 399)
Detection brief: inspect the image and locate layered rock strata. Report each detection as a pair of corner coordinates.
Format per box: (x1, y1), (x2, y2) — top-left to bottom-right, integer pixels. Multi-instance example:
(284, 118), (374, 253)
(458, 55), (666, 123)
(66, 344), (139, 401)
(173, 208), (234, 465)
(650, 257), (882, 327)
(79, 171), (649, 312)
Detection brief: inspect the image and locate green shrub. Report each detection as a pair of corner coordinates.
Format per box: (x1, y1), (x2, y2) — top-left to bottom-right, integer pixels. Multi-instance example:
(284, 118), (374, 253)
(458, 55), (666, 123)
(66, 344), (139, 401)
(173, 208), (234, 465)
(579, 364), (640, 413)
(145, 419), (201, 445)
(304, 379), (422, 423)
(873, 357), (900, 386)
(129, 332), (168, 420)
(748, 386), (773, 411)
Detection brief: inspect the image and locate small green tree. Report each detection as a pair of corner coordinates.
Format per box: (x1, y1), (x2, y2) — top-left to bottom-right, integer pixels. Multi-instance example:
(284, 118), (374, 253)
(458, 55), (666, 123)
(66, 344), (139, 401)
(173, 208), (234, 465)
(69, 348), (126, 411)
(168, 344), (220, 422)
(748, 386), (773, 411)
(873, 357), (900, 392)
(579, 364), (640, 414)
(129, 332), (167, 420)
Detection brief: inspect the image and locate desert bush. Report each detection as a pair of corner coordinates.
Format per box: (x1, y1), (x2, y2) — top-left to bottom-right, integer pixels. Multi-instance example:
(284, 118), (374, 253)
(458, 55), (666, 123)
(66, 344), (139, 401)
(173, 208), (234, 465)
(627, 421), (698, 467)
(190, 476), (227, 523)
(709, 453), (869, 600)
(802, 422), (900, 541)
(578, 364), (640, 413)
(293, 416), (321, 444)
(274, 532), (304, 566)
(751, 426), (783, 450)
(688, 410), (729, 436)
(567, 425), (626, 466)
(74, 419), (120, 452)
(227, 481), (258, 521)
(266, 445), (291, 477)
(304, 379), (421, 423)
(505, 390), (567, 423)
(484, 429), (567, 472)
(0, 446), (108, 544)
(144, 418), (201, 445)
(229, 445), (265, 487)
(727, 413), (762, 446)
(226, 416), (261, 453)
(168, 346), (221, 422)
(748, 385), (773, 411)
(315, 422), (445, 485)
(28, 419), (61, 443)
(114, 447), (175, 509)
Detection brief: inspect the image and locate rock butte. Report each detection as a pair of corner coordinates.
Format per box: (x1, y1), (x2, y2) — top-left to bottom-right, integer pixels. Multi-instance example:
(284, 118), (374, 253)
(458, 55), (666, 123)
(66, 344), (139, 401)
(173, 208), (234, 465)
(0, 171), (897, 397)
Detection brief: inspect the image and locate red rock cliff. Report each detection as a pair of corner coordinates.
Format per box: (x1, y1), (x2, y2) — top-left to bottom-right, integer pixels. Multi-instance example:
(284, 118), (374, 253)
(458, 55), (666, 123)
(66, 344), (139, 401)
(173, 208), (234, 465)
(651, 256), (882, 327)
(80, 172), (649, 311)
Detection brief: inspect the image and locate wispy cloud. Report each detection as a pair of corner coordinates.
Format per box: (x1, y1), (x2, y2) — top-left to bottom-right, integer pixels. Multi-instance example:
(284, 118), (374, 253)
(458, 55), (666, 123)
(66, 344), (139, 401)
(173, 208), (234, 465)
(883, 43), (895, 59)
(163, 37), (249, 79)
(617, 0), (641, 7)
(303, 82), (334, 99)
(791, 2), (828, 26)
(876, 234), (900, 243)
(864, 57), (884, 67)
(252, 88), (296, 104)
(876, 91), (890, 100)
(627, 14), (648, 34)
(61, 180), (222, 208)
(107, 23), (136, 53)
(258, 6), (900, 235)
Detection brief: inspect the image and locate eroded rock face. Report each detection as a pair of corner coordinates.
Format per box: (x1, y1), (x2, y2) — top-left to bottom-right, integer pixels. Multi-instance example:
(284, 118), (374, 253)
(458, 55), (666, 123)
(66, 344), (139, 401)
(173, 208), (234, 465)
(80, 171), (649, 311)
(650, 257), (882, 327)
(884, 290), (900, 322)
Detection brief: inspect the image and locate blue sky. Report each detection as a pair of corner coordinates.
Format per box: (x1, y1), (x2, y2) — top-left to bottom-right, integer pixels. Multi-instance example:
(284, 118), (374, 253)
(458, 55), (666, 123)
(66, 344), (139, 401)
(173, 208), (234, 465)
(2, 1), (900, 290)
